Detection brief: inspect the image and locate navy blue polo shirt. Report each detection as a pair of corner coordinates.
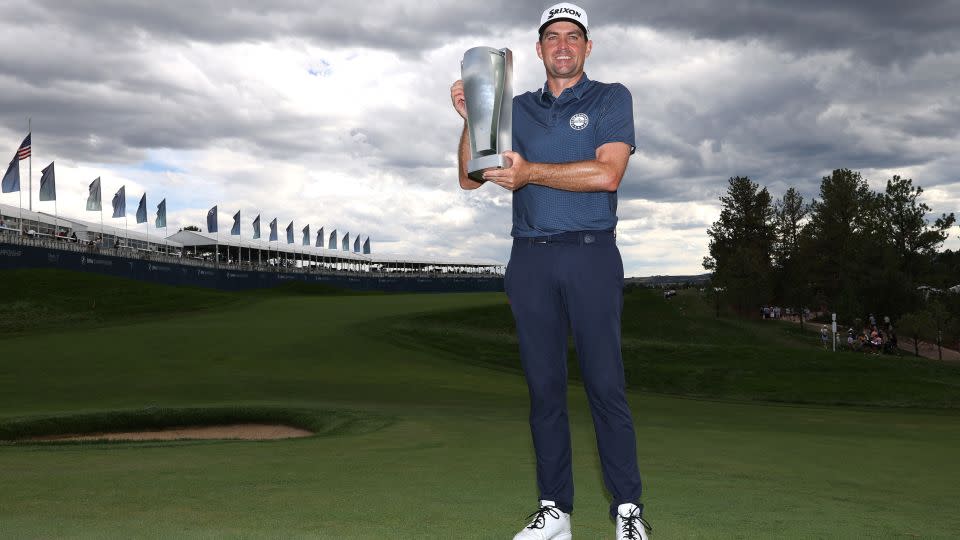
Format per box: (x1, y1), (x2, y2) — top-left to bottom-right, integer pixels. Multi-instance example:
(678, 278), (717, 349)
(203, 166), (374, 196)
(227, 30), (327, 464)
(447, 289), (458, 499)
(511, 74), (635, 237)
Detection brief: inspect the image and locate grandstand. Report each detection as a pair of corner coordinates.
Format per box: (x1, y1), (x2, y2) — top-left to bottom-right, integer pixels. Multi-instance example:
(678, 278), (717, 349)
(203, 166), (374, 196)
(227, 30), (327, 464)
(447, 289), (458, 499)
(0, 203), (504, 292)
(0, 203), (181, 253)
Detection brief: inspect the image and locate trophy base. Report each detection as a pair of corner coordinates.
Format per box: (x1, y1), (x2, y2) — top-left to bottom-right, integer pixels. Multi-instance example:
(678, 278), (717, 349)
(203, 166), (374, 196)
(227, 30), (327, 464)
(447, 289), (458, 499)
(467, 154), (512, 182)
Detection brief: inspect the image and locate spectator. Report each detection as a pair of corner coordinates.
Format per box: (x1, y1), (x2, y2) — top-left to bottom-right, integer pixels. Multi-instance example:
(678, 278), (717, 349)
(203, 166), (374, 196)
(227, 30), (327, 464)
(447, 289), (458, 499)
(870, 330), (883, 353)
(884, 330), (899, 355)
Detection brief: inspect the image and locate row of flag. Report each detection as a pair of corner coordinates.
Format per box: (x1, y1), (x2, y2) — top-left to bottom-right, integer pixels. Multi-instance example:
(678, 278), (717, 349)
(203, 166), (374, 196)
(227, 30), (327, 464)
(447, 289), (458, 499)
(205, 206), (371, 254)
(87, 180), (168, 227)
(3, 132), (370, 254)
(3, 133), (169, 227)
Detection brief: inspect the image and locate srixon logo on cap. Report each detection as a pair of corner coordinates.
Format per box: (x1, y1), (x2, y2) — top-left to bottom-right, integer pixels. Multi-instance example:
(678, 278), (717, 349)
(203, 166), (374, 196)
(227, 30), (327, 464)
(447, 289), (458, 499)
(547, 7), (582, 20)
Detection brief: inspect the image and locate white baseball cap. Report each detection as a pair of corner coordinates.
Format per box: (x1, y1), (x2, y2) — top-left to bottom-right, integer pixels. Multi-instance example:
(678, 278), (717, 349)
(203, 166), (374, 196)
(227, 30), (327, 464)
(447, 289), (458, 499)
(539, 3), (589, 39)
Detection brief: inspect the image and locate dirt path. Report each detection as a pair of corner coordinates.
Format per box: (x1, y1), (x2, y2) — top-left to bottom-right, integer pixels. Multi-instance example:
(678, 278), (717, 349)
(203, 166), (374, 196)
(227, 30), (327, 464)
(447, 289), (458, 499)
(30, 423), (313, 442)
(899, 339), (960, 362)
(773, 317), (959, 362)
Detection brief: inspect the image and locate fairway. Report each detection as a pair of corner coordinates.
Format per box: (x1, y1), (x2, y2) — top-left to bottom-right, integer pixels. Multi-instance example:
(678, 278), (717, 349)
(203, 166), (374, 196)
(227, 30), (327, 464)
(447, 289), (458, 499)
(2, 275), (959, 538)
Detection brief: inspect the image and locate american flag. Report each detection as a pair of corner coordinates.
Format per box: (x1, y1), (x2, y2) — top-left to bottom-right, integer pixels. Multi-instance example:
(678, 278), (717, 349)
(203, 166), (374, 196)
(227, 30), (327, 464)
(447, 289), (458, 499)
(16, 133), (31, 160)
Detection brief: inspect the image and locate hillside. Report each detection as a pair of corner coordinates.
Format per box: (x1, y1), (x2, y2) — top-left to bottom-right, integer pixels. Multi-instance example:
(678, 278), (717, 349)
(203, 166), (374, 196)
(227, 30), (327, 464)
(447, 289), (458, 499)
(380, 288), (960, 408)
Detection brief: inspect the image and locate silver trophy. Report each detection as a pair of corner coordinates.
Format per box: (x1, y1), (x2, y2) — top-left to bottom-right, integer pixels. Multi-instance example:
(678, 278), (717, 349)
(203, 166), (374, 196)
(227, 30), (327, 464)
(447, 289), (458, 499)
(461, 47), (513, 181)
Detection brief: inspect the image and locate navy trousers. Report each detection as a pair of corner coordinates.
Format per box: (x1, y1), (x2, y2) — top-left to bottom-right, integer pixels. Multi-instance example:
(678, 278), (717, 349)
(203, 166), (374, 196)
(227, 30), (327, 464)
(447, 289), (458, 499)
(505, 230), (643, 518)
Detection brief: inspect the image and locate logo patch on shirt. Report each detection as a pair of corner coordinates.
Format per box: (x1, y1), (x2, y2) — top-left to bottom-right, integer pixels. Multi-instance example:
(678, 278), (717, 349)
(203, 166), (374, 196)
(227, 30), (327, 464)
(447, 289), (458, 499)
(569, 113), (589, 130)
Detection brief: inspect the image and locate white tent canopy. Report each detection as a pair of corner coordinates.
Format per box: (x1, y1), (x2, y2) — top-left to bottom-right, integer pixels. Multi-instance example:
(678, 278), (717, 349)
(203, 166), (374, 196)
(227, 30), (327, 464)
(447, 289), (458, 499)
(2, 203), (504, 273)
(167, 229), (369, 262)
(0, 202), (182, 248)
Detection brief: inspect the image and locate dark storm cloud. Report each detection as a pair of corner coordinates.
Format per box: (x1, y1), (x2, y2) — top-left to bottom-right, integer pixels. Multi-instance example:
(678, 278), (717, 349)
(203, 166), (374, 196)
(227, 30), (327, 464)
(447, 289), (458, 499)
(15, 1), (960, 63)
(594, 0), (960, 65)
(0, 75), (324, 163)
(13, 0), (525, 52)
(2, 0), (959, 273)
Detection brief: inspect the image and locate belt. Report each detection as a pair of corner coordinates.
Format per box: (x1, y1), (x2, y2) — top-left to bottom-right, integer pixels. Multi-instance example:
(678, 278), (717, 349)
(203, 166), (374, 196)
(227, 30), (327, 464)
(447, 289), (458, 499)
(514, 230), (616, 246)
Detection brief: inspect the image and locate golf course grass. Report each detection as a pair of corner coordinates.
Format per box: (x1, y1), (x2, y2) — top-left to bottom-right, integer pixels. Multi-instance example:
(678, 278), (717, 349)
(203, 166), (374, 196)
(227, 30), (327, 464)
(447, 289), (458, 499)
(1, 269), (959, 538)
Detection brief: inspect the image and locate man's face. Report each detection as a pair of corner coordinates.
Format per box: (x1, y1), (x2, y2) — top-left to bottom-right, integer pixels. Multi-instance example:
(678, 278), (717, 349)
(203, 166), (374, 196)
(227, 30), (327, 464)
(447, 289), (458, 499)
(536, 20), (592, 79)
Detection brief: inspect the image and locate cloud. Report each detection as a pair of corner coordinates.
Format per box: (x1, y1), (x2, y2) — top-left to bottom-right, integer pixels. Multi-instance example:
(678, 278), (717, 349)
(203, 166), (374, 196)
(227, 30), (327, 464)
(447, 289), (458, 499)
(2, 1), (959, 277)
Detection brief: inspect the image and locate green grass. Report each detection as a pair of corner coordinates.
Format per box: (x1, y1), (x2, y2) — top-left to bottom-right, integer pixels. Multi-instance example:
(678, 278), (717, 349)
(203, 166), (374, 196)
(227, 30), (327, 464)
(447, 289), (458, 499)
(382, 287), (960, 408)
(1, 270), (959, 538)
(0, 406), (392, 442)
(0, 269), (240, 334)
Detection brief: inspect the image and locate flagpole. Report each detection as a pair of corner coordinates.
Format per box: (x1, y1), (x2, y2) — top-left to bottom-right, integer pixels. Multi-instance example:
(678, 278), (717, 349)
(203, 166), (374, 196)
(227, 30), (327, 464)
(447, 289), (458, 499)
(28, 117), (31, 213)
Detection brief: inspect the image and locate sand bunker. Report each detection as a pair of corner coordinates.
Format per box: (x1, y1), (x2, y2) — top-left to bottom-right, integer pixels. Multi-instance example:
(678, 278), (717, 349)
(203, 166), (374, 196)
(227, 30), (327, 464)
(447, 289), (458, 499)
(31, 423), (313, 442)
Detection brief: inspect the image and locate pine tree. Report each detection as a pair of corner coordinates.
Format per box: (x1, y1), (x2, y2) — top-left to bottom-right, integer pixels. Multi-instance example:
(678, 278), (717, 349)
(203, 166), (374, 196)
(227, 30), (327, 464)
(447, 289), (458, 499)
(882, 175), (956, 282)
(772, 187), (809, 309)
(801, 169), (875, 317)
(704, 176), (776, 315)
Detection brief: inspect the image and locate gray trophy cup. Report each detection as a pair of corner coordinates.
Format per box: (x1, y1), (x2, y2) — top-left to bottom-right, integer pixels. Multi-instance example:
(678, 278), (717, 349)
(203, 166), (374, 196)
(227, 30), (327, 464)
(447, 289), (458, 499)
(461, 47), (513, 181)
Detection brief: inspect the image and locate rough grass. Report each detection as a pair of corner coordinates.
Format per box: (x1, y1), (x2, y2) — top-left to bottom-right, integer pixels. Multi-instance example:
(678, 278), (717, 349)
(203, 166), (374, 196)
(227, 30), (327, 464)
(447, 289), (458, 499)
(379, 287), (960, 408)
(0, 269), (239, 334)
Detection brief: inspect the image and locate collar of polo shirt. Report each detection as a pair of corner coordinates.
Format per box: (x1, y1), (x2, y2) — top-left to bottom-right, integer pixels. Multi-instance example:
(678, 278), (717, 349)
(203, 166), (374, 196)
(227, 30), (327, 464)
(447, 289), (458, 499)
(539, 73), (592, 103)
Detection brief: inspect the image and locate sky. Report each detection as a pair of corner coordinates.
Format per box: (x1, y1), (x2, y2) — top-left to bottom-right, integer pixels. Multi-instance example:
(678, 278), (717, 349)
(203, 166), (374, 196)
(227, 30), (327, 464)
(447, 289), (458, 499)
(1, 0), (959, 276)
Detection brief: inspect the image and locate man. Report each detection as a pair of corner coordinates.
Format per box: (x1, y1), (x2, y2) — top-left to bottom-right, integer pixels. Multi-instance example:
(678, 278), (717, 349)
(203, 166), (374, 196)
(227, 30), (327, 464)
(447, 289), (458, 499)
(450, 4), (650, 539)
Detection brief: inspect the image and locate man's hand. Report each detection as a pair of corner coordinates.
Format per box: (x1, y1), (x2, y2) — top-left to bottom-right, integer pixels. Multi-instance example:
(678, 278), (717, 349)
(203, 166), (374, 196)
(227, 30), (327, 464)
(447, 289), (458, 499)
(451, 80), (468, 120)
(480, 142), (632, 193)
(483, 151), (530, 191)
(453, 79), (483, 189)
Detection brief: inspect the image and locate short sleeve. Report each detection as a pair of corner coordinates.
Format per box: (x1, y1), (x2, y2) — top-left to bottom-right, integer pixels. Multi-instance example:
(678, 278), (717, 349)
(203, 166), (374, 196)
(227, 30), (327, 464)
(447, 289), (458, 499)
(595, 83), (636, 154)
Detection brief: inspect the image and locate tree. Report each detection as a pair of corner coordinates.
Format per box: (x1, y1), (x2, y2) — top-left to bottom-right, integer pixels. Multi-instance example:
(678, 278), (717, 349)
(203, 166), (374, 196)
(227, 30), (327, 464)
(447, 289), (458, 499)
(704, 176), (776, 315)
(898, 299), (956, 360)
(801, 169), (877, 318)
(896, 310), (932, 357)
(773, 187), (807, 267)
(882, 175), (956, 282)
(926, 299), (954, 361)
(772, 187), (809, 309)
(928, 249), (960, 289)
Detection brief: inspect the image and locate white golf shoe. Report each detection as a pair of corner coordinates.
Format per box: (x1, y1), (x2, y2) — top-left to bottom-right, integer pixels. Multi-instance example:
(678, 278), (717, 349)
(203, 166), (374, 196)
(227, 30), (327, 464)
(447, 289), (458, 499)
(615, 503), (651, 540)
(512, 500), (572, 540)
